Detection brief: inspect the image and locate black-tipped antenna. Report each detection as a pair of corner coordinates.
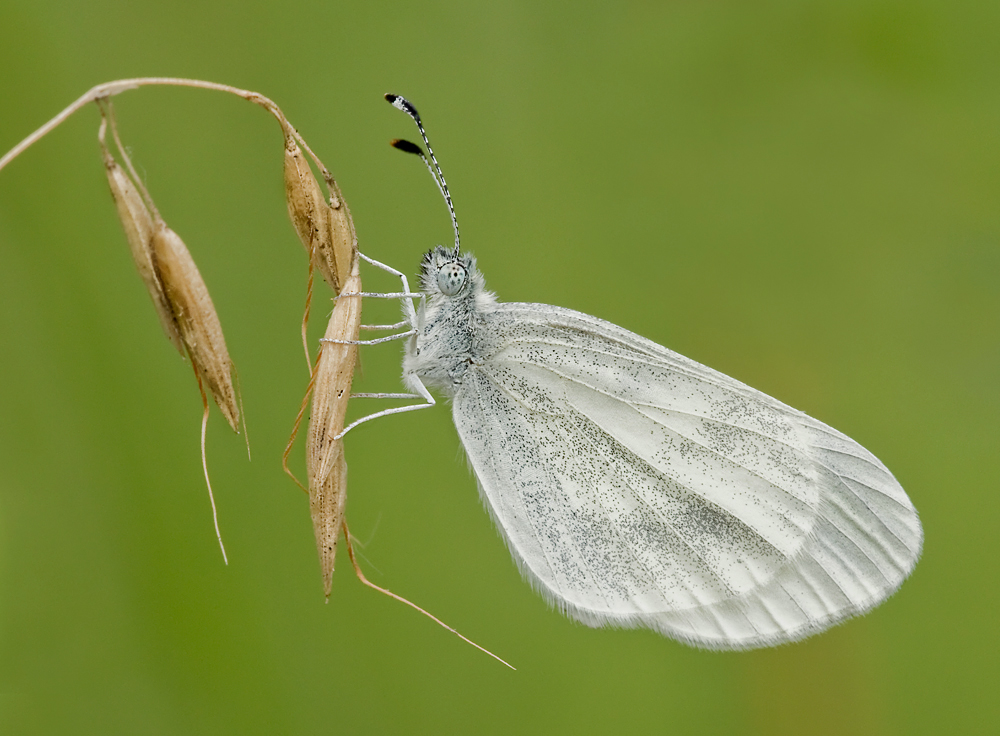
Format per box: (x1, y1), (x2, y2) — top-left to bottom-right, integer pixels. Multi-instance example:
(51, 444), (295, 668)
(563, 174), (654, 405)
(390, 138), (423, 155)
(390, 139), (448, 215)
(385, 94), (460, 252)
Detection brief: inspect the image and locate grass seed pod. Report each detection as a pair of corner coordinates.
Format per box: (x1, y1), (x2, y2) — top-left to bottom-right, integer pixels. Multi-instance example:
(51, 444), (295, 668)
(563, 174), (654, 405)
(283, 134), (340, 291)
(150, 220), (240, 432)
(306, 260), (361, 596)
(311, 442), (348, 598)
(325, 184), (356, 292)
(100, 133), (184, 353)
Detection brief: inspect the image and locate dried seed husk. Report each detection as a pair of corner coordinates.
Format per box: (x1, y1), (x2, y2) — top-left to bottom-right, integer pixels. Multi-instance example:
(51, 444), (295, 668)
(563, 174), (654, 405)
(306, 259), (361, 596)
(101, 144), (184, 353)
(325, 183), (356, 293)
(150, 221), (240, 432)
(284, 134), (340, 291)
(311, 441), (348, 598)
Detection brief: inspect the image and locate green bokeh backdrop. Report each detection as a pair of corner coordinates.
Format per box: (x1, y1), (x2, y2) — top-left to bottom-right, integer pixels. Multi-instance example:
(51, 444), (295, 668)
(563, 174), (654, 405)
(1, 1), (997, 734)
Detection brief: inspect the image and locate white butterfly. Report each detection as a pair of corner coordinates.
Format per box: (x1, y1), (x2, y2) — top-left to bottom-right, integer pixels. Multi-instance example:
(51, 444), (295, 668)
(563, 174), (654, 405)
(338, 95), (922, 650)
(406, 245), (922, 649)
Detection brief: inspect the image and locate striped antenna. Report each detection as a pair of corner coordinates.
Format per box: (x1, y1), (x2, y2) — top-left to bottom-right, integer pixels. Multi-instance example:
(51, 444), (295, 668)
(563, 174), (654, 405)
(385, 94), (460, 252)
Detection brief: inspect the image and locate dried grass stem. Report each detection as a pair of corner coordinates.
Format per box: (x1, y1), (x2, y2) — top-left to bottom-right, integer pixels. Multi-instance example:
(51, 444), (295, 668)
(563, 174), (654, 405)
(1, 77), (333, 188)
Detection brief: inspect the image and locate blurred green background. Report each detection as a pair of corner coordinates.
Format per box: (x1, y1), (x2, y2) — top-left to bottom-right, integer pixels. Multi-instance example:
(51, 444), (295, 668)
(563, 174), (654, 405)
(0, 1), (997, 733)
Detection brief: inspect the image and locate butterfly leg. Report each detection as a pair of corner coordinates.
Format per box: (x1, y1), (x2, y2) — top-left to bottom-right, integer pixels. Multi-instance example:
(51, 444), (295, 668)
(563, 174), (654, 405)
(360, 319), (411, 331)
(322, 251), (422, 347)
(326, 251), (435, 440)
(357, 251), (420, 327)
(332, 367), (435, 441)
(322, 330), (414, 346)
(333, 383), (434, 440)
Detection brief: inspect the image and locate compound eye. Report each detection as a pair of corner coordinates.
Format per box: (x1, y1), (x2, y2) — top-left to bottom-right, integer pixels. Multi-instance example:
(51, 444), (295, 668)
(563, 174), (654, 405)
(437, 262), (468, 296)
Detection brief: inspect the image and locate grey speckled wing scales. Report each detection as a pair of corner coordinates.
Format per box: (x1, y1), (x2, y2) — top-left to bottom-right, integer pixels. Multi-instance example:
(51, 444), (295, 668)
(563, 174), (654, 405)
(452, 303), (923, 650)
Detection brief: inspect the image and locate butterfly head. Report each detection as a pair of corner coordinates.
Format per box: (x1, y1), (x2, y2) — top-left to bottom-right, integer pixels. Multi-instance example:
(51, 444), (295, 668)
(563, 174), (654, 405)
(420, 245), (483, 299)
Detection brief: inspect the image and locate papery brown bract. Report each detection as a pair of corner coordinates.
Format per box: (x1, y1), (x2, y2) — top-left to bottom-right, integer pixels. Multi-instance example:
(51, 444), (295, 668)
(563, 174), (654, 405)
(306, 260), (361, 596)
(150, 221), (240, 432)
(101, 135), (184, 353)
(324, 180), (356, 293)
(283, 134), (341, 291)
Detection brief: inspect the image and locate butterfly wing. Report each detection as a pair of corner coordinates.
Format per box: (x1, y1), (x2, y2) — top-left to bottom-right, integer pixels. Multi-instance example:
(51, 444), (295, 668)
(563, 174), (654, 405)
(452, 303), (922, 649)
